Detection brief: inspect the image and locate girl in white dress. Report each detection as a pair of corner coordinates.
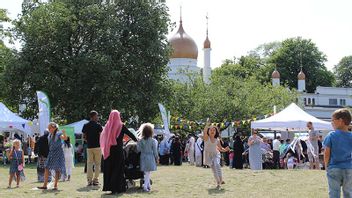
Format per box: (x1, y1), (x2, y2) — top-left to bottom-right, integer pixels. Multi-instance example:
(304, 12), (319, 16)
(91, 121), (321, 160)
(203, 124), (229, 189)
(62, 137), (74, 181)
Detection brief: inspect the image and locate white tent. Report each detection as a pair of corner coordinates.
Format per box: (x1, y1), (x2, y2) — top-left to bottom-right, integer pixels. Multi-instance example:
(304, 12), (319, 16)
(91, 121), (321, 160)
(251, 103), (333, 131)
(64, 119), (89, 134)
(0, 102), (32, 135)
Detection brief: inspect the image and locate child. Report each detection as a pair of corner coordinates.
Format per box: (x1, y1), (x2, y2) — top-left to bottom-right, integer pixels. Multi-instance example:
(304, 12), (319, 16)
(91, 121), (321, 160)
(286, 153), (296, 170)
(62, 137), (74, 181)
(137, 123), (159, 192)
(323, 108), (352, 198)
(8, 139), (25, 188)
(203, 124), (229, 189)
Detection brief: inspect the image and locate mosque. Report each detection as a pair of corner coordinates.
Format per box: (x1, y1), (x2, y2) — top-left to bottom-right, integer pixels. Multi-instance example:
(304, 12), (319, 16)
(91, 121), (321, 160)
(168, 15), (211, 84)
(271, 68), (352, 121)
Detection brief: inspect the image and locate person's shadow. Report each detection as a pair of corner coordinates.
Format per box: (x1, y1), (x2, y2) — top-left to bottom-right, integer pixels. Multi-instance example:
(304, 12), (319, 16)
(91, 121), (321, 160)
(77, 186), (100, 192)
(207, 187), (226, 195)
(100, 187), (158, 197)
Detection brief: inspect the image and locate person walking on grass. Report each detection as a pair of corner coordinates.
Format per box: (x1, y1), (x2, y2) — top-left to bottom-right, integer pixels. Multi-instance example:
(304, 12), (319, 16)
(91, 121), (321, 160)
(8, 139), (25, 188)
(323, 108), (352, 198)
(62, 137), (74, 181)
(203, 123), (229, 190)
(137, 123), (159, 192)
(82, 110), (103, 186)
(307, 121), (320, 170)
(38, 122), (67, 190)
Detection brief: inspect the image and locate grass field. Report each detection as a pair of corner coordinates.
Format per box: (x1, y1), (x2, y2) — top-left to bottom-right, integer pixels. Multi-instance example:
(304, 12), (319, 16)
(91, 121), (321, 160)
(0, 163), (328, 198)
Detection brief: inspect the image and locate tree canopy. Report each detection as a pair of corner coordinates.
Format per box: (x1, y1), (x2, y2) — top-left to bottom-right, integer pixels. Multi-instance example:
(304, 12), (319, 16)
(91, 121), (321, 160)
(269, 37), (334, 92)
(4, 0), (171, 122)
(334, 56), (352, 88)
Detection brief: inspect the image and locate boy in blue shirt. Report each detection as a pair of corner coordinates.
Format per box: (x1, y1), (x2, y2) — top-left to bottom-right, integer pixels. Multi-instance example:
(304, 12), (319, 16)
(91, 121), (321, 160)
(323, 108), (352, 198)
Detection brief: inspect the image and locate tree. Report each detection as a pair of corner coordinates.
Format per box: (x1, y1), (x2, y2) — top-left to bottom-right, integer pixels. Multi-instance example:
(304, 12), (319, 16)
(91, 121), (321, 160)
(269, 37), (334, 92)
(5, 0), (171, 122)
(334, 56), (352, 87)
(0, 9), (13, 102)
(166, 66), (297, 124)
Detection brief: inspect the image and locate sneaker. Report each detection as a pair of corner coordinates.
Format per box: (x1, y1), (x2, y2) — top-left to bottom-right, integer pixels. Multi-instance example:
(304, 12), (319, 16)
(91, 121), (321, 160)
(93, 181), (99, 186)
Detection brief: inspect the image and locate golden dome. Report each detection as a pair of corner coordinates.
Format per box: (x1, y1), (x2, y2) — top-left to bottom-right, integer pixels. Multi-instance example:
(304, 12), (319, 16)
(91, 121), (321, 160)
(298, 70), (306, 80)
(204, 36), (211, 49)
(169, 21), (198, 59)
(272, 69), (280, 78)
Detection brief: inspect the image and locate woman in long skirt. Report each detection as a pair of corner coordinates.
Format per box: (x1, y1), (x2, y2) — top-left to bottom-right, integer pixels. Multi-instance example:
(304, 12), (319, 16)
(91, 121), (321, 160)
(38, 122), (67, 190)
(248, 130), (263, 170)
(101, 110), (137, 194)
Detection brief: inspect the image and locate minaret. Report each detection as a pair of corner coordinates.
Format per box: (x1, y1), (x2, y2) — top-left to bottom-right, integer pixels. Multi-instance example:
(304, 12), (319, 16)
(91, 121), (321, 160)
(272, 67), (280, 86)
(203, 14), (211, 84)
(297, 67), (306, 92)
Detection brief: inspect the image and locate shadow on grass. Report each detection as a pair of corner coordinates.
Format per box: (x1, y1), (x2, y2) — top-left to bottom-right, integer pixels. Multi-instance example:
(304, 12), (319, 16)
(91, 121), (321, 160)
(207, 187), (226, 195)
(99, 187), (157, 197)
(77, 186), (100, 192)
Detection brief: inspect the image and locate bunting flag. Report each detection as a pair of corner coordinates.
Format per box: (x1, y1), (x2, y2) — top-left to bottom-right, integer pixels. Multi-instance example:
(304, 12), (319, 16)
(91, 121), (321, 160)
(37, 91), (51, 135)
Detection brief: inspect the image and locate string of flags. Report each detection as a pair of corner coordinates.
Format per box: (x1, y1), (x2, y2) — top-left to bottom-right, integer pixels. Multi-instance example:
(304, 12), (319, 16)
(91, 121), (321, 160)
(167, 114), (273, 131)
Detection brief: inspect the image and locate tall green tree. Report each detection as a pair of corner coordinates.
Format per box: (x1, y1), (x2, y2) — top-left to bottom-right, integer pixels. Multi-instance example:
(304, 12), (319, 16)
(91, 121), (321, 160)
(0, 9), (13, 102)
(269, 37), (334, 92)
(166, 67), (297, 123)
(5, 0), (171, 122)
(334, 56), (352, 87)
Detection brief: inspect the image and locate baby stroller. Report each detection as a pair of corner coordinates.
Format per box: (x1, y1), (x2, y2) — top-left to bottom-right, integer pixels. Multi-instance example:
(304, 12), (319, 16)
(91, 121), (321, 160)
(262, 149), (274, 169)
(123, 141), (152, 188)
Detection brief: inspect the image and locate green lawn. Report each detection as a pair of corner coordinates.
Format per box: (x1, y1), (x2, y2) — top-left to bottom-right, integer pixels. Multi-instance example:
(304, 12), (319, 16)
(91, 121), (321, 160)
(0, 163), (328, 198)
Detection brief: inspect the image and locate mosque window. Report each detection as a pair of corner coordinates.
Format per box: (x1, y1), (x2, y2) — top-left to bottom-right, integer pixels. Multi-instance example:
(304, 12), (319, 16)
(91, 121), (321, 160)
(304, 98), (307, 105)
(329, 99), (337, 106)
(308, 98), (311, 105)
(340, 99), (346, 106)
(312, 98), (315, 106)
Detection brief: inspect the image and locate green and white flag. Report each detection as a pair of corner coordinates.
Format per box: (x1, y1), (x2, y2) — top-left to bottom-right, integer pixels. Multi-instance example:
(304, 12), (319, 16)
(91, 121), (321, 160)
(37, 91), (51, 135)
(158, 103), (170, 139)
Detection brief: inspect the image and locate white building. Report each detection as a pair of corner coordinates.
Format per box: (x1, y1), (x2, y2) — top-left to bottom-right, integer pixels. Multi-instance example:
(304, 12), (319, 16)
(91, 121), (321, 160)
(272, 69), (352, 121)
(168, 15), (211, 83)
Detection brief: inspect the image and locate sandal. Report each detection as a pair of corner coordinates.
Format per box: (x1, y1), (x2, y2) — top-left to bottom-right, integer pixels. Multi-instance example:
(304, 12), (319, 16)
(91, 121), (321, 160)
(52, 187), (58, 191)
(7, 186), (11, 189)
(37, 186), (47, 190)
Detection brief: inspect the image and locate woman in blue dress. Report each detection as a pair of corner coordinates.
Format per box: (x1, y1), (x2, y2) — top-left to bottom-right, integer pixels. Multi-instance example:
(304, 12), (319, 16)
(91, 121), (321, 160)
(248, 130), (263, 170)
(38, 122), (67, 190)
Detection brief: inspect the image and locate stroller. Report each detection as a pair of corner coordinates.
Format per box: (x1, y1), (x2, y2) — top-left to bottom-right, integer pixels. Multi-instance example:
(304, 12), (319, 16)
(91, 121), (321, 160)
(262, 149), (274, 169)
(123, 141), (152, 188)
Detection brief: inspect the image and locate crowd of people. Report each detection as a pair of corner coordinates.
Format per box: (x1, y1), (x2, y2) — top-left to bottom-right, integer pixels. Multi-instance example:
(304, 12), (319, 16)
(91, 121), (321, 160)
(0, 108), (352, 198)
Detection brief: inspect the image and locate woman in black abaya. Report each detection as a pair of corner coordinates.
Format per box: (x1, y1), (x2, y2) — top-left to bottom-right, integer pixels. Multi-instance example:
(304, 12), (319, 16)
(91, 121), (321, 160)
(100, 110), (137, 194)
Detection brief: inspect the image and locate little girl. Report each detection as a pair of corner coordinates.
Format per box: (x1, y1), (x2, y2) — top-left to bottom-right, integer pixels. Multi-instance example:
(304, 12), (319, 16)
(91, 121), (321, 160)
(203, 125), (229, 189)
(62, 137), (74, 181)
(8, 139), (25, 188)
(286, 153), (296, 170)
(137, 123), (159, 192)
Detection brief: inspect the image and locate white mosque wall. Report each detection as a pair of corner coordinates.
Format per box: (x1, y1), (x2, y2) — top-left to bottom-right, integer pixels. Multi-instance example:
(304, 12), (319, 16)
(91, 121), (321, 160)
(299, 86), (352, 120)
(167, 58), (200, 83)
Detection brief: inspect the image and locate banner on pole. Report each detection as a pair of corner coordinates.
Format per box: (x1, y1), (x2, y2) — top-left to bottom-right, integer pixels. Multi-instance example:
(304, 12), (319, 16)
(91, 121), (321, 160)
(158, 103), (170, 139)
(37, 91), (51, 135)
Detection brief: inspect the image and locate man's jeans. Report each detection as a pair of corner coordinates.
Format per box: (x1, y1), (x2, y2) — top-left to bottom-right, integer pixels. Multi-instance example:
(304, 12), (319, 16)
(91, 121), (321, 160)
(327, 168), (352, 198)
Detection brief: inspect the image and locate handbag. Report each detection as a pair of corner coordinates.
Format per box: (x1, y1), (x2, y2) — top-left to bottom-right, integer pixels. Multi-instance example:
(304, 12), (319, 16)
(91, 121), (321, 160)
(14, 151), (23, 171)
(14, 150), (26, 181)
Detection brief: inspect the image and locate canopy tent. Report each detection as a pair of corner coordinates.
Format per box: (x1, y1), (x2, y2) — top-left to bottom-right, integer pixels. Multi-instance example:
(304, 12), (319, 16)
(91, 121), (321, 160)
(64, 119), (89, 134)
(251, 103), (333, 131)
(0, 102), (32, 135)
